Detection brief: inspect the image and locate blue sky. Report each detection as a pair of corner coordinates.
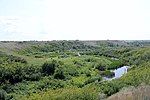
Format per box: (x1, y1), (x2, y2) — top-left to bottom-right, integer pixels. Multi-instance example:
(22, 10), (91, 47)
(0, 0), (150, 40)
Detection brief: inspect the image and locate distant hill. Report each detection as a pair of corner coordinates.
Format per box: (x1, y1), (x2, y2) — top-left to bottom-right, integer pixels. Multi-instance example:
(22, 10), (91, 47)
(0, 40), (149, 51)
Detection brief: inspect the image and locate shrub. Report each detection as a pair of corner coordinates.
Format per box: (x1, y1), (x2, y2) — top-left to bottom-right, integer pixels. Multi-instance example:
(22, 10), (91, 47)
(108, 60), (124, 70)
(7, 55), (27, 64)
(29, 73), (41, 81)
(100, 70), (115, 78)
(85, 70), (91, 77)
(84, 76), (102, 85)
(41, 60), (58, 75)
(0, 89), (7, 100)
(54, 68), (65, 80)
(100, 81), (121, 96)
(23, 65), (41, 81)
(94, 63), (107, 71)
(66, 66), (79, 76)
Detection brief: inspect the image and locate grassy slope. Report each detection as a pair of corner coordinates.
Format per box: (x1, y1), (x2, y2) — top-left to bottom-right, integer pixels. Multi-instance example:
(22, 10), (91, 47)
(0, 42), (50, 65)
(107, 85), (150, 100)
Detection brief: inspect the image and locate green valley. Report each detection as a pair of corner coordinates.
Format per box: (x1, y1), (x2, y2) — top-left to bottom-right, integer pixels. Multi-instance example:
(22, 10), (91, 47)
(0, 40), (150, 100)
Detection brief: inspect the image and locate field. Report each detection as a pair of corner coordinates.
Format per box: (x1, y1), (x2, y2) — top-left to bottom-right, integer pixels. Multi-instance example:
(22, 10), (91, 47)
(0, 40), (150, 100)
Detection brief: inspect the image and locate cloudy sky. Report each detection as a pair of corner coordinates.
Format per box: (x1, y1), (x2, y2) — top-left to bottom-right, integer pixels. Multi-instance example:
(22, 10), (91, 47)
(0, 0), (150, 40)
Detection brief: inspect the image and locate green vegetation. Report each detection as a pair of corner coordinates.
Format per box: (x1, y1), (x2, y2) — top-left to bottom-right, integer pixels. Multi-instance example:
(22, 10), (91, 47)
(0, 40), (150, 100)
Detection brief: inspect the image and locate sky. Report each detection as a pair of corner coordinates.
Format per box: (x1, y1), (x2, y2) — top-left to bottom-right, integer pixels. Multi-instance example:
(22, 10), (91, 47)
(0, 0), (150, 41)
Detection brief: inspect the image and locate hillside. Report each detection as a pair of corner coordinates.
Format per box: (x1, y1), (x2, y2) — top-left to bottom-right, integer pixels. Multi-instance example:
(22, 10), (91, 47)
(107, 85), (150, 100)
(0, 40), (150, 100)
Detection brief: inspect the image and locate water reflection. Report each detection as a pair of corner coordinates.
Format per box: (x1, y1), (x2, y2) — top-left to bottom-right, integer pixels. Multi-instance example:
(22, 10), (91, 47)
(114, 66), (128, 78)
(103, 66), (129, 80)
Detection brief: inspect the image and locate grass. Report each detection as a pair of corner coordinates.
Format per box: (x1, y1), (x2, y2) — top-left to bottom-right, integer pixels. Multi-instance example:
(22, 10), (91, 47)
(107, 85), (150, 100)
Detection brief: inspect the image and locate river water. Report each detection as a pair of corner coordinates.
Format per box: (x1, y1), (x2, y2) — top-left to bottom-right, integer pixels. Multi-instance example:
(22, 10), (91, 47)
(103, 66), (129, 80)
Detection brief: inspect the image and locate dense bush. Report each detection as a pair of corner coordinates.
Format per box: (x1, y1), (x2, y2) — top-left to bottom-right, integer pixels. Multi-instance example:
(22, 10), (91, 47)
(18, 87), (99, 100)
(0, 64), (24, 84)
(41, 60), (58, 75)
(0, 89), (7, 100)
(7, 55), (27, 64)
(63, 65), (79, 77)
(121, 48), (150, 65)
(0, 64), (42, 84)
(100, 81), (120, 96)
(107, 60), (124, 70)
(54, 68), (65, 80)
(94, 63), (107, 71)
(100, 70), (115, 78)
(84, 76), (102, 85)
